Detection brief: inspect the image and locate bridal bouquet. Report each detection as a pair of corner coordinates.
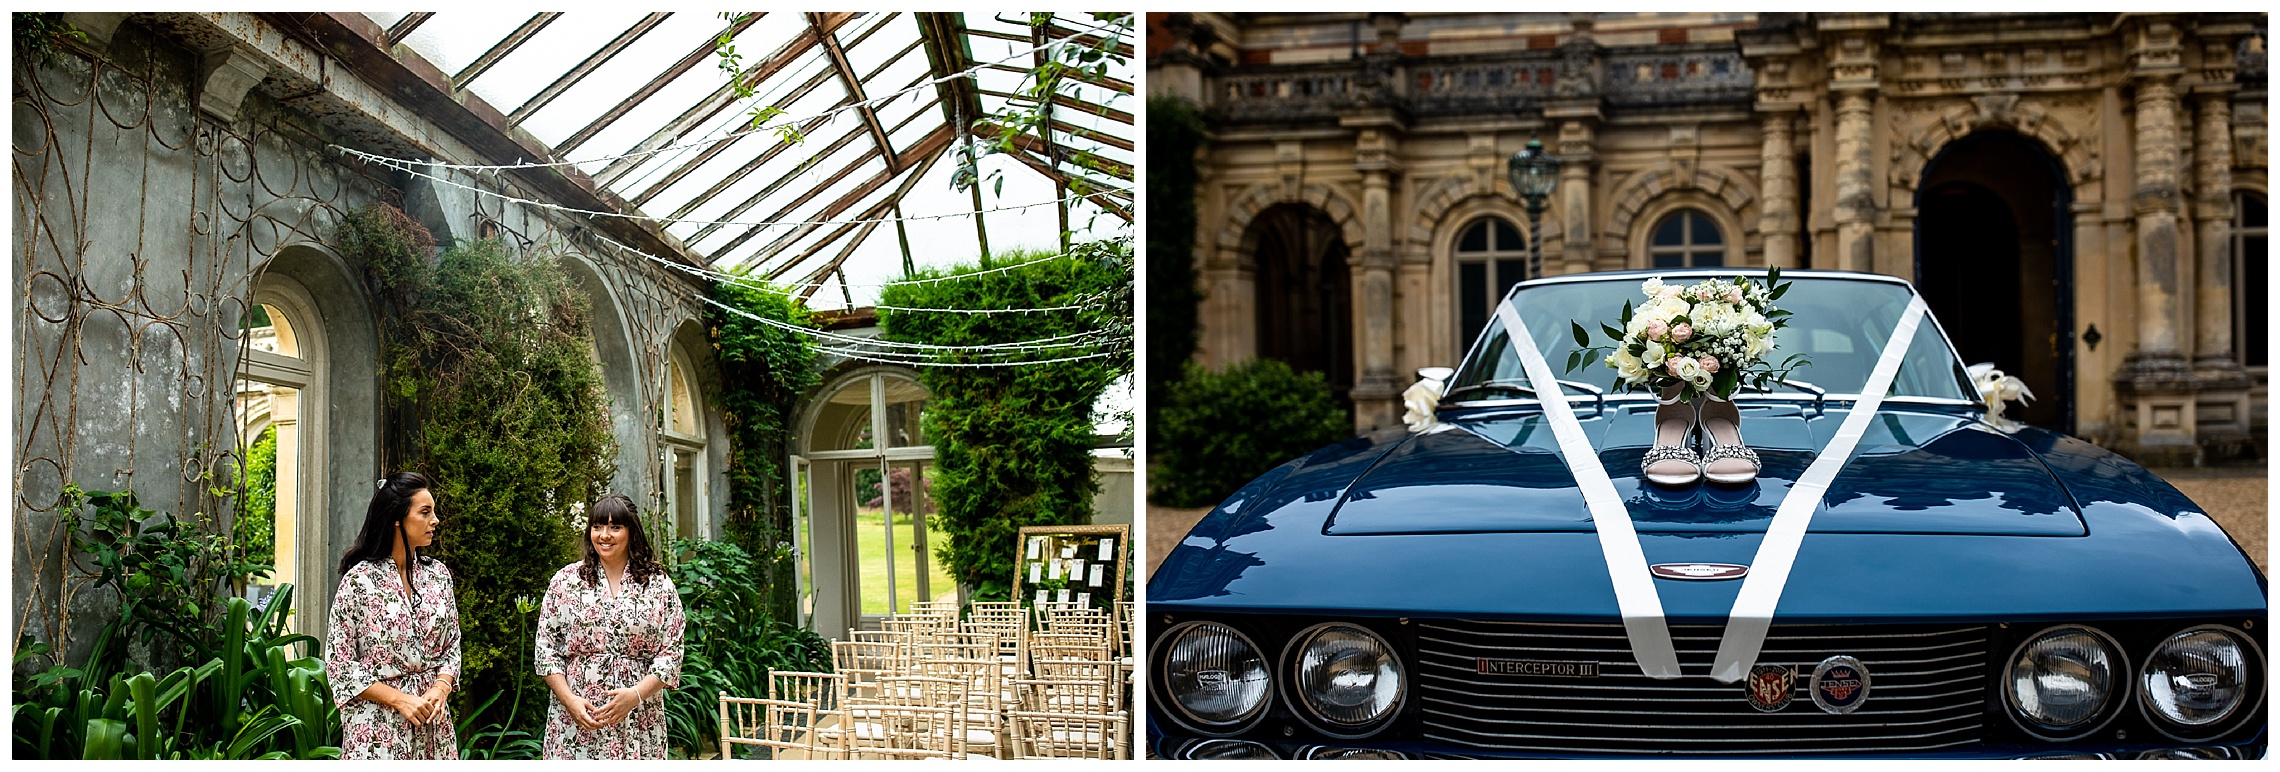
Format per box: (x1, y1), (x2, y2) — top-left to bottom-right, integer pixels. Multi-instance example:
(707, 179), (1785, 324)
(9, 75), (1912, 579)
(1568, 268), (1806, 401)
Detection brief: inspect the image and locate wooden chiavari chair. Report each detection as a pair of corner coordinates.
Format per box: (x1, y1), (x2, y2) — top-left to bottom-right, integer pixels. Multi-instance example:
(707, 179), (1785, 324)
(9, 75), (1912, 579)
(1005, 710), (1127, 760)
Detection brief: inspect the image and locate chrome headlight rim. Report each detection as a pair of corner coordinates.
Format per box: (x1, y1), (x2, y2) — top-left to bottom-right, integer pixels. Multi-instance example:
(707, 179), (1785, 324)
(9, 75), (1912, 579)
(1278, 621), (1408, 739)
(1299, 744), (1411, 760)
(1152, 620), (1273, 736)
(2002, 624), (2129, 741)
(1178, 738), (1282, 760)
(2134, 624), (2264, 742)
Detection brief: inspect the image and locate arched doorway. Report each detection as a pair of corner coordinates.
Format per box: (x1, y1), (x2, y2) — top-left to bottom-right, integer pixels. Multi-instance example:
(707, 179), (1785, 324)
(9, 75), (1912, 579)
(1915, 131), (2073, 432)
(1246, 203), (1354, 413)
(797, 367), (944, 635)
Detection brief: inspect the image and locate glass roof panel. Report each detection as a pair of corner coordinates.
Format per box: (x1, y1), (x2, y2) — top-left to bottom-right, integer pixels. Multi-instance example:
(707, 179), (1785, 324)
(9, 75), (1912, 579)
(369, 12), (1131, 307)
(461, 11), (649, 116)
(400, 11), (537, 77)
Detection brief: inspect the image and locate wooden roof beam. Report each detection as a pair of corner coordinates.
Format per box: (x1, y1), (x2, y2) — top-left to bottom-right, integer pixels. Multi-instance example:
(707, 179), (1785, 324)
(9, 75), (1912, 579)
(979, 61), (1134, 95)
(1044, 23), (1133, 58)
(680, 123), (871, 246)
(591, 13), (851, 188)
(629, 64), (837, 207)
(811, 12), (900, 170)
(385, 13), (433, 45)
(554, 13), (760, 156)
(452, 13), (560, 90)
(508, 13), (670, 127)
(785, 147), (948, 293)
(728, 124), (953, 268)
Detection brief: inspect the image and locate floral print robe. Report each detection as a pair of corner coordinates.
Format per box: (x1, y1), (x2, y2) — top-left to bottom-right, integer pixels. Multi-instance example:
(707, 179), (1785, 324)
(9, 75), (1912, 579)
(324, 557), (463, 759)
(535, 562), (686, 759)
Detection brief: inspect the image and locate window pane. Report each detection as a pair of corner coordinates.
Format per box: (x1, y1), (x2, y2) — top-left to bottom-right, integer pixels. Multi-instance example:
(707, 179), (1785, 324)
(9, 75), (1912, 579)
(1653, 214), (1685, 246)
(667, 358), (697, 436)
(813, 380), (873, 451)
(1492, 219), (1523, 251)
(882, 376), (928, 447)
(1460, 261), (1487, 352)
(1495, 258), (1527, 304)
(1458, 220), (1488, 252)
(1653, 253), (1684, 268)
(2239, 193), (2266, 228)
(2244, 233), (2267, 367)
(1690, 249), (1724, 267)
(855, 464), (895, 615)
(1689, 211), (1724, 245)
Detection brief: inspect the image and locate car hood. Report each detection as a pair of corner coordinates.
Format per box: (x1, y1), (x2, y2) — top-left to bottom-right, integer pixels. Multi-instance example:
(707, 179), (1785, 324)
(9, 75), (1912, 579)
(1325, 402), (2086, 537)
(1150, 403), (2268, 620)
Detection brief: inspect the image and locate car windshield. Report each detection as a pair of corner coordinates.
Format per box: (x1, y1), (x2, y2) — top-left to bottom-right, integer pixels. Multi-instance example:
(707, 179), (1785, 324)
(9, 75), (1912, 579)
(1447, 273), (1977, 403)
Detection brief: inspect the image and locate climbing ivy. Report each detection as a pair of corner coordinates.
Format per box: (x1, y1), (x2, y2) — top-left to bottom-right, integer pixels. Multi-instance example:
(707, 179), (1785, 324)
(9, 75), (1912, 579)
(876, 241), (1129, 601)
(703, 274), (821, 620)
(338, 204), (614, 735)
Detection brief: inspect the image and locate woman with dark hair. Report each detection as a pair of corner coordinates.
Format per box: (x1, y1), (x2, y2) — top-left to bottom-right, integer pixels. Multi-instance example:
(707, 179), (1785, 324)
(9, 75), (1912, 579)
(324, 471), (463, 759)
(535, 494), (685, 759)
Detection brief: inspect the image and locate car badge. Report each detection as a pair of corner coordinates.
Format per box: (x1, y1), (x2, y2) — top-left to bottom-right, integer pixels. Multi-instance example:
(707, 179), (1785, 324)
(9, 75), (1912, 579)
(1476, 658), (1600, 678)
(1811, 656), (1871, 714)
(1649, 563), (1749, 581)
(1744, 664), (1796, 712)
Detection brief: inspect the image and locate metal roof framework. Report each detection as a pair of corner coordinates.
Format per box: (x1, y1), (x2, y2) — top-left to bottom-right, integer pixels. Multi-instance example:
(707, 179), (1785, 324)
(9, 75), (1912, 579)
(353, 11), (1133, 303)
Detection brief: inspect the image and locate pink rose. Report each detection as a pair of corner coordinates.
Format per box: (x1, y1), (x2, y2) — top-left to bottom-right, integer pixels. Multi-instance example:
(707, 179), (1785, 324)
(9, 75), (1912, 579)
(1645, 320), (1668, 339)
(1698, 356), (1720, 373)
(1670, 323), (1693, 343)
(1727, 288), (1744, 304)
(1666, 360), (1685, 377)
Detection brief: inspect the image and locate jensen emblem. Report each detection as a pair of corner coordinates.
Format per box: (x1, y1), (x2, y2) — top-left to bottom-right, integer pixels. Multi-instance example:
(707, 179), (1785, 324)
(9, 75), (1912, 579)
(1811, 656), (1871, 714)
(1745, 664), (1796, 712)
(1649, 563), (1749, 580)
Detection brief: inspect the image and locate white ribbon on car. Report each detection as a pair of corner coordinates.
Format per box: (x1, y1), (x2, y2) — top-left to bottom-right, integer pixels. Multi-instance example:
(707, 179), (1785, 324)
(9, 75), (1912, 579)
(1495, 302), (1684, 679)
(1707, 295), (1928, 683)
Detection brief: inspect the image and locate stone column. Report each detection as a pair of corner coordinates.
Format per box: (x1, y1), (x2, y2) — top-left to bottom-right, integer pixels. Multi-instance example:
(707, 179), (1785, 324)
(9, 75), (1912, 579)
(1759, 112), (1802, 268)
(1351, 128), (1401, 432)
(1552, 114), (1599, 276)
(2193, 95), (2238, 365)
(2191, 56), (2254, 457)
(2113, 17), (2199, 465)
(1832, 92), (1877, 272)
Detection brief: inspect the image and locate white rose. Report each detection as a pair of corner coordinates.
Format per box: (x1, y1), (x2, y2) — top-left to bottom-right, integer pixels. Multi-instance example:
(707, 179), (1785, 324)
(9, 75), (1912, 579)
(1667, 355), (1702, 382)
(1641, 277), (1665, 299)
(1641, 341), (1670, 368)
(1607, 349), (1649, 384)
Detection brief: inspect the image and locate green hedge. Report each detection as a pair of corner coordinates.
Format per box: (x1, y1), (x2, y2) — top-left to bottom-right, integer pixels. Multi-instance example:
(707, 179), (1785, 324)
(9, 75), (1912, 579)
(876, 242), (1130, 601)
(1146, 96), (1206, 448)
(1150, 359), (1352, 508)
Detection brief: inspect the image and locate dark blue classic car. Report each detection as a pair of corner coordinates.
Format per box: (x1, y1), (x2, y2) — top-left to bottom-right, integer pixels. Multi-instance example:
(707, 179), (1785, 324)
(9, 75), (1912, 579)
(1147, 270), (2266, 759)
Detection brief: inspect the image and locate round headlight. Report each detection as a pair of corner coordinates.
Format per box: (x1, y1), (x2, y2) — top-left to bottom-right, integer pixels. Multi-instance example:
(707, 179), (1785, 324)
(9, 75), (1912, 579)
(1183, 740), (1279, 760)
(2139, 626), (2256, 732)
(2005, 625), (2123, 737)
(1287, 623), (1405, 735)
(1159, 621), (1271, 731)
(1304, 746), (1409, 760)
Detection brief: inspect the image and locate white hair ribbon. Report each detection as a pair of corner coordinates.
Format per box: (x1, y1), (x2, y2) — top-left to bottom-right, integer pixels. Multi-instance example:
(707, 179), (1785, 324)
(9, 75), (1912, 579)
(1708, 295), (1928, 683)
(1496, 301), (1683, 679)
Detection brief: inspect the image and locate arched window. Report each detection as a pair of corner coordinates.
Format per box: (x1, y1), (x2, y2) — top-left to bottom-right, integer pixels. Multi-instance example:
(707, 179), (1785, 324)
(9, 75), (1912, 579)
(1454, 216), (1531, 352)
(661, 345), (708, 539)
(1649, 209), (1725, 268)
(235, 276), (325, 629)
(2234, 192), (2267, 368)
(798, 369), (941, 631)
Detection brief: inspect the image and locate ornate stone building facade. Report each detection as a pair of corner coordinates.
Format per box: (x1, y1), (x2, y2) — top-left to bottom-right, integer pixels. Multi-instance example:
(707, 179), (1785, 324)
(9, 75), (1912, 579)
(1150, 12), (2267, 463)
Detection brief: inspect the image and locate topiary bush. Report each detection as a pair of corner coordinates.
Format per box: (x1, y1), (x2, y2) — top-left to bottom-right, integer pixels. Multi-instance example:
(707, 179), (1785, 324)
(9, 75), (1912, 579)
(876, 241), (1130, 602)
(1150, 358), (1353, 508)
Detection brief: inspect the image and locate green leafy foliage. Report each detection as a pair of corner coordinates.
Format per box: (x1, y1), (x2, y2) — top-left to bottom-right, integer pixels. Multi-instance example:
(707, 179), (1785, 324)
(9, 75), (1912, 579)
(231, 426), (278, 573)
(340, 204), (613, 744)
(875, 243), (1129, 601)
(957, 13), (1133, 204)
(1151, 359), (1353, 508)
(12, 12), (87, 64)
(65, 486), (269, 668)
(12, 584), (339, 759)
(704, 275), (821, 619)
(661, 538), (832, 758)
(1146, 97), (1207, 450)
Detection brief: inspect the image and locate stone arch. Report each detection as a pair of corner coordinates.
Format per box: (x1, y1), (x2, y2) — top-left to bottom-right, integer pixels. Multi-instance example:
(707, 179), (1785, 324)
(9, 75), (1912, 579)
(245, 239), (379, 643)
(1605, 163), (1759, 248)
(1624, 192), (1754, 269)
(559, 251), (648, 502)
(1212, 181), (1365, 268)
(1889, 98), (2101, 196)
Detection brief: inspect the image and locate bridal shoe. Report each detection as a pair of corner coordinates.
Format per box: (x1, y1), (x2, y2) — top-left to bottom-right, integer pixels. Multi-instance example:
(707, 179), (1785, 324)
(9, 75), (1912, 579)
(1697, 393), (1760, 485)
(1643, 387), (1702, 487)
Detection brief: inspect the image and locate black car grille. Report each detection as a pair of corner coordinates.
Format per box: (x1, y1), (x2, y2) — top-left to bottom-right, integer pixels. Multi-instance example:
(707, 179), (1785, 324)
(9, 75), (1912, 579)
(1414, 620), (1990, 755)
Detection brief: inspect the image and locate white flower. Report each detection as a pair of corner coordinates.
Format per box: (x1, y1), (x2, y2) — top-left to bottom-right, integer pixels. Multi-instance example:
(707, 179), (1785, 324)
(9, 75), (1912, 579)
(1607, 349), (1650, 384)
(1402, 377), (1446, 433)
(1641, 341), (1670, 368)
(1667, 355), (1702, 382)
(1641, 277), (1665, 298)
